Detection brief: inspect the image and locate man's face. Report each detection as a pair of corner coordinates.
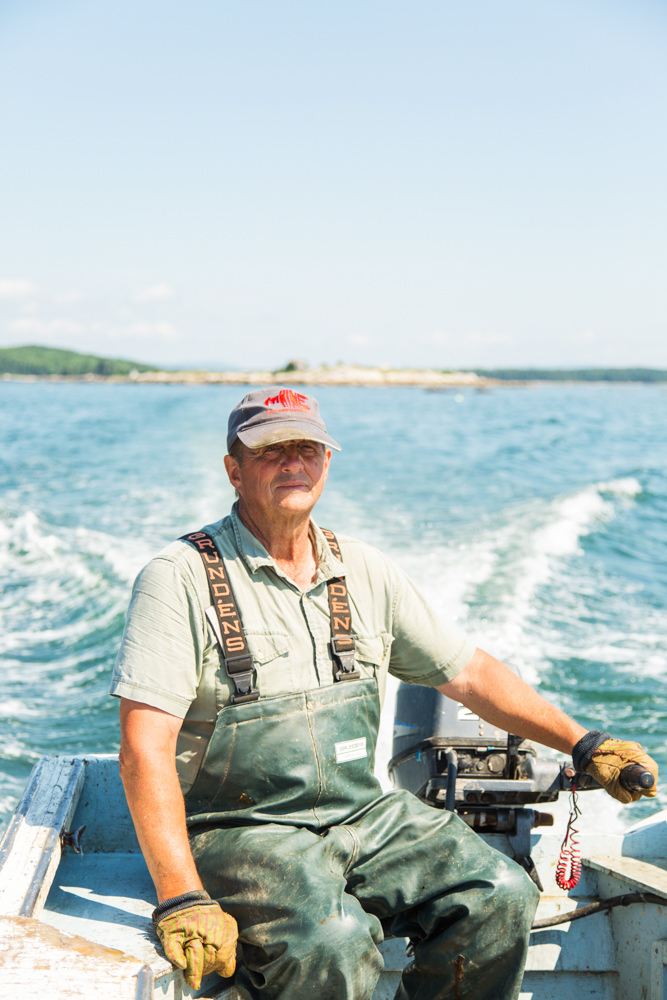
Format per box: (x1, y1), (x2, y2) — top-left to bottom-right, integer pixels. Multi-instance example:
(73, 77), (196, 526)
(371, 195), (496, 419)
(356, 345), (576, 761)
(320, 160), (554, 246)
(224, 439), (331, 523)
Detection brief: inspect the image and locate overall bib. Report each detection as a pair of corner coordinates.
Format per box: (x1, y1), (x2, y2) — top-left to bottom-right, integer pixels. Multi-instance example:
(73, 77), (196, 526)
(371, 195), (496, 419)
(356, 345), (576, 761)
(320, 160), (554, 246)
(183, 536), (539, 1000)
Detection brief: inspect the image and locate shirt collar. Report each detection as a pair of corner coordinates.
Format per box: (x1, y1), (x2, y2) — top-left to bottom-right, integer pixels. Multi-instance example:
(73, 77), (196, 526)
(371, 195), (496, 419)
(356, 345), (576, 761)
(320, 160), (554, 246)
(310, 521), (346, 583)
(229, 501), (346, 585)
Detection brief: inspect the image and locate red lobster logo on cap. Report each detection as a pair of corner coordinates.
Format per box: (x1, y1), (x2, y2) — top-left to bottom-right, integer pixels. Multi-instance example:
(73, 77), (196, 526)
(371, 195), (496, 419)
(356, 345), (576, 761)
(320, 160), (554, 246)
(264, 389), (311, 412)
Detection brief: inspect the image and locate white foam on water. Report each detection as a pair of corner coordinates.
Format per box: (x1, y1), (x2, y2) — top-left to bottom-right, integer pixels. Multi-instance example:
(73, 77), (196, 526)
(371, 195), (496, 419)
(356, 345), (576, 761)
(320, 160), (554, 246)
(598, 477), (643, 499)
(458, 479), (640, 673)
(74, 523), (158, 586)
(0, 510), (61, 576)
(1, 507), (148, 598)
(367, 478), (648, 821)
(0, 789), (28, 818)
(0, 697), (42, 720)
(479, 494), (611, 675)
(337, 477), (652, 697)
(0, 508), (159, 718)
(576, 634), (667, 672)
(0, 741), (40, 762)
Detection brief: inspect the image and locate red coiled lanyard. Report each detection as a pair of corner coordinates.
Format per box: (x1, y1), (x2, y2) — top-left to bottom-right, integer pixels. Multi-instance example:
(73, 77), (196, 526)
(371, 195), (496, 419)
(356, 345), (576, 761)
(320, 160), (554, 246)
(555, 782), (582, 890)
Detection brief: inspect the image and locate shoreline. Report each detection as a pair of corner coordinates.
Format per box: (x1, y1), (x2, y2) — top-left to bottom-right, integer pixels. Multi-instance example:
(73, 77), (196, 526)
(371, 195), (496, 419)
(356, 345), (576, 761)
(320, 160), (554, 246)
(2, 365), (665, 388)
(2, 365), (506, 388)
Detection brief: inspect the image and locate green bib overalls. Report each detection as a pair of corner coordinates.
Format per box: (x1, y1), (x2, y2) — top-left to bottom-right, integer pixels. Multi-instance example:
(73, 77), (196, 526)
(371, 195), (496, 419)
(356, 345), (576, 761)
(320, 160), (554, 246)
(184, 540), (539, 1000)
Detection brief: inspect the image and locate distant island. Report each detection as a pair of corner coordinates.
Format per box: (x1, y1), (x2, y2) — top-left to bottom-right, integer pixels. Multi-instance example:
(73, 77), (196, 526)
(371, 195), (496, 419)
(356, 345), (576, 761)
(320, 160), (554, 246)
(2, 345), (667, 387)
(0, 345), (158, 377)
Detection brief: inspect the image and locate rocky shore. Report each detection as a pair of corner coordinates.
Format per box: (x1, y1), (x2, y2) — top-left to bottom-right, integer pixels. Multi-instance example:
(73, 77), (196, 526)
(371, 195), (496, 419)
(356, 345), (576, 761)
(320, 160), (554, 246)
(128, 364), (495, 388)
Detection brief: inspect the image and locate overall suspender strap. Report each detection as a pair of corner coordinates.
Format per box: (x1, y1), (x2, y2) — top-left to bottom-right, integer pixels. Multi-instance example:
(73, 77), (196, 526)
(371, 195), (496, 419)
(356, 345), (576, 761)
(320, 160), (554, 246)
(181, 532), (259, 704)
(183, 526), (358, 697)
(320, 529), (359, 682)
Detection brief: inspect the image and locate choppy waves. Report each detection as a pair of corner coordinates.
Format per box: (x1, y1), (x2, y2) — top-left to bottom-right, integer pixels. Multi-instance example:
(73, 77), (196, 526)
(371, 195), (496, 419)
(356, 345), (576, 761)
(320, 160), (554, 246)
(369, 474), (667, 823)
(0, 506), (153, 826)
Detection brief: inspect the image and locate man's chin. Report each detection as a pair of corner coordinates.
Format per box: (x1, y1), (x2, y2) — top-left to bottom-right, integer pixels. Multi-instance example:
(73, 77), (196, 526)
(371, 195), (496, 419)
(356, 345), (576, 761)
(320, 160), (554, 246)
(274, 489), (318, 512)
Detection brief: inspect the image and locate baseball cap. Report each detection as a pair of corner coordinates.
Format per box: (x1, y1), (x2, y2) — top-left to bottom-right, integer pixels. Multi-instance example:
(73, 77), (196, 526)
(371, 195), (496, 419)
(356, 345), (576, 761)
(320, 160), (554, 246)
(227, 386), (341, 452)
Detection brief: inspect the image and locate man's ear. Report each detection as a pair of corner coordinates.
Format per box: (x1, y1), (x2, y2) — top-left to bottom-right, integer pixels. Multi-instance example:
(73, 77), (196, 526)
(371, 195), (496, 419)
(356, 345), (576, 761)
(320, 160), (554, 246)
(224, 453), (242, 490)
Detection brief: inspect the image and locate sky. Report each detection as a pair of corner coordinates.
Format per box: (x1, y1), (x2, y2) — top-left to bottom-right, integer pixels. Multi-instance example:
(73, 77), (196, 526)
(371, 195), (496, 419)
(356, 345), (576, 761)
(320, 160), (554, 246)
(0, 0), (666, 372)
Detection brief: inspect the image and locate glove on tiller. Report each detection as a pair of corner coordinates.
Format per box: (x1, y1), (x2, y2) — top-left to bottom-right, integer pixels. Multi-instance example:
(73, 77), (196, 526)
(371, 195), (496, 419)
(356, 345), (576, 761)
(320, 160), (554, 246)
(574, 731), (658, 804)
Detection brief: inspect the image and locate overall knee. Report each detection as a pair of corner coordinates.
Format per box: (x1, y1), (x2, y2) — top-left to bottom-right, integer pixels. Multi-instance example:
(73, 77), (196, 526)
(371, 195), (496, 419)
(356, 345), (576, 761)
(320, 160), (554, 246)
(269, 904), (383, 998)
(492, 856), (540, 931)
(317, 905), (381, 960)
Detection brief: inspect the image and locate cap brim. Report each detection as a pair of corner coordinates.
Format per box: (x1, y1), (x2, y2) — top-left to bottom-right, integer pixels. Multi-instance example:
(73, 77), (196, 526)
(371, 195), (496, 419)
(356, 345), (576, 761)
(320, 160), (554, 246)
(237, 423), (341, 451)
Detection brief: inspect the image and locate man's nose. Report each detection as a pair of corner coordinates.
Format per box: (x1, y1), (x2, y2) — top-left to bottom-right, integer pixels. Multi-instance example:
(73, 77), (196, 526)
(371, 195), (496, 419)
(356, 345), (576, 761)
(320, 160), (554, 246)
(281, 445), (304, 468)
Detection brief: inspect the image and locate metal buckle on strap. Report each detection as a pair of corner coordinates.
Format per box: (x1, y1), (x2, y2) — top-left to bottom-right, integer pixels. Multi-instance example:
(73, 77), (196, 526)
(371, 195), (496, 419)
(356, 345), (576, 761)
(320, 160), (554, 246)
(225, 653), (260, 704)
(331, 636), (360, 682)
(231, 689), (261, 705)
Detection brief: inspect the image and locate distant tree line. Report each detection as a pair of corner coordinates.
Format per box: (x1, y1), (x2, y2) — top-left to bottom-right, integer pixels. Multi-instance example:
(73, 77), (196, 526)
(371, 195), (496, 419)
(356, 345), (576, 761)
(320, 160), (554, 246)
(0, 345), (157, 376)
(2, 346), (665, 383)
(472, 368), (667, 383)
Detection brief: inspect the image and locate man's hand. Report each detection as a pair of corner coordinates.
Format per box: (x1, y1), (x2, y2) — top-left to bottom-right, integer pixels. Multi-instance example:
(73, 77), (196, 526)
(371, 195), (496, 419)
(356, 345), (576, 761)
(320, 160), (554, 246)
(585, 738), (658, 804)
(154, 892), (238, 990)
(573, 729), (659, 804)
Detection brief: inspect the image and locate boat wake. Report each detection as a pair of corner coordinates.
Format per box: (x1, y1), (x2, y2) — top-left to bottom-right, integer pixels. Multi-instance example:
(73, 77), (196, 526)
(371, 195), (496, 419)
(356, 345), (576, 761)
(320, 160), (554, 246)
(367, 476), (665, 826)
(0, 507), (155, 830)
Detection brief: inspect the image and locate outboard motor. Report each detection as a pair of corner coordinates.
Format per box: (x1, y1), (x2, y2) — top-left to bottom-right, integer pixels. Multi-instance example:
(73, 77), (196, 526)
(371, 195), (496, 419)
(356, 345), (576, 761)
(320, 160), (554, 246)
(390, 683), (655, 892)
(389, 683), (580, 889)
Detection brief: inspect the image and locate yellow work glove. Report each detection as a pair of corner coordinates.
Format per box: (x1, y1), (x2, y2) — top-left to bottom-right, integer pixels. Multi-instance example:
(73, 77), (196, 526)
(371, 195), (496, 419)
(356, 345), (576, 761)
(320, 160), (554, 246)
(153, 890), (238, 990)
(573, 730), (658, 804)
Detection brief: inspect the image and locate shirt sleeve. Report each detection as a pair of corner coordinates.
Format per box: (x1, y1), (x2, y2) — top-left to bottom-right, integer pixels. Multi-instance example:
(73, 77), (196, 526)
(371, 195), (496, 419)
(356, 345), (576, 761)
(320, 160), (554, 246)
(388, 565), (476, 687)
(110, 553), (207, 717)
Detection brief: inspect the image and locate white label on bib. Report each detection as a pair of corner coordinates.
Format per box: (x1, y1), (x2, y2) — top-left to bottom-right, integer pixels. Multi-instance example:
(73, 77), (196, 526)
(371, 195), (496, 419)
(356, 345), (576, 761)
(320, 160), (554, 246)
(335, 737), (367, 763)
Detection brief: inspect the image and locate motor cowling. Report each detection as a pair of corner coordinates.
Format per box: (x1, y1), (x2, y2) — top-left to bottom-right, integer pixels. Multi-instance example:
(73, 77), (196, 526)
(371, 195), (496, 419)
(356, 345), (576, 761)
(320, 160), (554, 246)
(389, 682), (572, 807)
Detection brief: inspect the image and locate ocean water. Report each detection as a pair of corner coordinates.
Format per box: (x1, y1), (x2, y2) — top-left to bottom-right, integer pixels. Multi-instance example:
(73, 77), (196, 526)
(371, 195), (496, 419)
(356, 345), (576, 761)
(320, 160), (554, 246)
(1, 380), (666, 835)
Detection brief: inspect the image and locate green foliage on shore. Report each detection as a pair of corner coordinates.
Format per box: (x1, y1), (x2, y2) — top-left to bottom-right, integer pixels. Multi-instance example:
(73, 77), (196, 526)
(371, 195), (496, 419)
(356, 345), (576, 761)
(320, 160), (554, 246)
(3, 346), (665, 384)
(473, 368), (667, 383)
(0, 345), (158, 376)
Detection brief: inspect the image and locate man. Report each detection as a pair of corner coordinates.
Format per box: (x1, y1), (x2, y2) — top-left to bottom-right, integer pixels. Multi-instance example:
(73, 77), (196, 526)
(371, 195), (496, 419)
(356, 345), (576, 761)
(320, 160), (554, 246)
(112, 386), (658, 1000)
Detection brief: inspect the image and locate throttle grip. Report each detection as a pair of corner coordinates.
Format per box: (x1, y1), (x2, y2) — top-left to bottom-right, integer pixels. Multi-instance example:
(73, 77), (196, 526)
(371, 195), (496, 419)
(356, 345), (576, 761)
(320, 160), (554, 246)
(619, 764), (655, 792)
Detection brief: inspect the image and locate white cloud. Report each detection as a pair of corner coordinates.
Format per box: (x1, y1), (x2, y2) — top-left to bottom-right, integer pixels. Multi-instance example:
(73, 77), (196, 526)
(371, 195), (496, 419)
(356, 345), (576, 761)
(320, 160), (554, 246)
(347, 333), (370, 346)
(133, 283), (175, 302)
(0, 279), (37, 299)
